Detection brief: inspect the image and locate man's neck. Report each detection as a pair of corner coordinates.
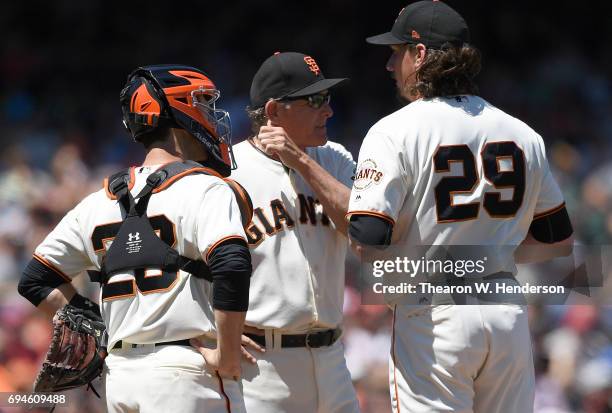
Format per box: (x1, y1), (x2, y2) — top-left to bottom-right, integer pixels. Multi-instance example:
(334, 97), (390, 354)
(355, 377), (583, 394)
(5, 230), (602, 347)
(142, 147), (183, 166)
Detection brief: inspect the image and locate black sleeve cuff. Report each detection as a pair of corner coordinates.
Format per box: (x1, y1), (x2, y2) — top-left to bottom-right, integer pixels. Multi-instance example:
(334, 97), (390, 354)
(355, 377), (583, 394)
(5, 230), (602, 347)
(348, 214), (394, 246)
(208, 238), (252, 311)
(18, 257), (69, 306)
(529, 205), (573, 243)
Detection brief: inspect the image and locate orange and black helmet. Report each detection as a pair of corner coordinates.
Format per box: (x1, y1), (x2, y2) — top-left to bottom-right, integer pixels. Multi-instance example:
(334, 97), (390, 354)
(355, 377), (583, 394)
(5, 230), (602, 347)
(120, 65), (234, 177)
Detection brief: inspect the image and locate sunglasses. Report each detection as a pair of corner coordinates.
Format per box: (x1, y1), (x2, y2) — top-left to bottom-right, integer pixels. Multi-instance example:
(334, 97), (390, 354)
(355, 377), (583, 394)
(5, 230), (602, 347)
(280, 92), (331, 109)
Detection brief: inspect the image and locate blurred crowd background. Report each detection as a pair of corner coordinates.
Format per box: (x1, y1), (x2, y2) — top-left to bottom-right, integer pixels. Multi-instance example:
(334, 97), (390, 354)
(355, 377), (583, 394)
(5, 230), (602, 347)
(1, 1), (611, 412)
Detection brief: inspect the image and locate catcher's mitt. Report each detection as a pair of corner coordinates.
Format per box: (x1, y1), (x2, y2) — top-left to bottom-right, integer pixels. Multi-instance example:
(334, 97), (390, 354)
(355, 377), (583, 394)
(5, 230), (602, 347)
(33, 304), (107, 393)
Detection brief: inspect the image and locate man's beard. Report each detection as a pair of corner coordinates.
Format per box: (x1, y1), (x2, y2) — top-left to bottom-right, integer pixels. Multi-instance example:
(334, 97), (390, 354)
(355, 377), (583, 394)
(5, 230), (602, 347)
(394, 74), (415, 106)
(394, 69), (418, 107)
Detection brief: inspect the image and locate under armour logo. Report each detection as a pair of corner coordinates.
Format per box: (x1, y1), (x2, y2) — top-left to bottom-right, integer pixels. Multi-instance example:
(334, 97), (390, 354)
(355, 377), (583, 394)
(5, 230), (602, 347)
(126, 232), (142, 254)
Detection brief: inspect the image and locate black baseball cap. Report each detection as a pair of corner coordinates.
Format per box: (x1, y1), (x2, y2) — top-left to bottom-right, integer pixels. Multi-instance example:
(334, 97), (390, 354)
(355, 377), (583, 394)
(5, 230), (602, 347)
(249, 52), (348, 109)
(366, 1), (469, 49)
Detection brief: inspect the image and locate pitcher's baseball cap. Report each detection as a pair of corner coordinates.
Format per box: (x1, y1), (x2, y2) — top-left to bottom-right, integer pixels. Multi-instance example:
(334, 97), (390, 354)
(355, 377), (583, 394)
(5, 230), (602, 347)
(250, 52), (348, 109)
(366, 1), (469, 49)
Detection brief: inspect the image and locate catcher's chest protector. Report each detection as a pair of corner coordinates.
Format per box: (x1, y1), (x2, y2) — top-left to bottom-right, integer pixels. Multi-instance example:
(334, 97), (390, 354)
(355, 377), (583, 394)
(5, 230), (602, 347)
(94, 161), (217, 284)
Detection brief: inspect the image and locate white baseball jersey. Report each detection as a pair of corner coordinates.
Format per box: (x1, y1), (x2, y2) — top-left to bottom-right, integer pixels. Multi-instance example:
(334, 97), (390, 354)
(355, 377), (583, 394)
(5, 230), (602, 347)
(348, 95), (565, 275)
(231, 139), (355, 332)
(349, 95), (564, 413)
(33, 165), (247, 349)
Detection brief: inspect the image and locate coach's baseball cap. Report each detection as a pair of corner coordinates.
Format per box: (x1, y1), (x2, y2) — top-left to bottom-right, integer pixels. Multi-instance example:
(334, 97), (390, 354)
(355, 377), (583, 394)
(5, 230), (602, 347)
(366, 0), (469, 49)
(249, 52), (348, 109)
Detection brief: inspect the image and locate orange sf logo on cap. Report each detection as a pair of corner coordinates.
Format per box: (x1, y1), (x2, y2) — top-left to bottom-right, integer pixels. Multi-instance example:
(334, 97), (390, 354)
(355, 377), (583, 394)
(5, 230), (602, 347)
(303, 56), (321, 76)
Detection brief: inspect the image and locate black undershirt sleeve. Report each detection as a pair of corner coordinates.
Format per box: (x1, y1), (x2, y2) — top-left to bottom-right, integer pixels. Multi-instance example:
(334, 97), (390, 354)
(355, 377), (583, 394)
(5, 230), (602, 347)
(348, 215), (394, 247)
(18, 258), (69, 306)
(348, 206), (571, 246)
(529, 206), (573, 243)
(207, 238), (252, 311)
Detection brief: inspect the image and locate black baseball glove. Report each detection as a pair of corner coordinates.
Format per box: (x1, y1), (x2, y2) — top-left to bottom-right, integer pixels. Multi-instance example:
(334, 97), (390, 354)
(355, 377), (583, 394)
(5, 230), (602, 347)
(33, 302), (107, 393)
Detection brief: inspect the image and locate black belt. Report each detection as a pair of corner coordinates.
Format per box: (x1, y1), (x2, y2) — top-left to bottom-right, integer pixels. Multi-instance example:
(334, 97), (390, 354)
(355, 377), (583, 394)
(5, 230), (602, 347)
(112, 338), (191, 350)
(245, 328), (342, 349)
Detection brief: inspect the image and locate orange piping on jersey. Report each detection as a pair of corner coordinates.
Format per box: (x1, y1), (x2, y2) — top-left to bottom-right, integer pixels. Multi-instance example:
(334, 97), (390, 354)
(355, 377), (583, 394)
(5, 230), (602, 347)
(103, 167), (136, 200)
(152, 167), (222, 193)
(205, 235), (247, 262)
(533, 202), (566, 220)
(215, 371), (232, 413)
(345, 210), (396, 226)
(391, 305), (401, 413)
(33, 254), (72, 283)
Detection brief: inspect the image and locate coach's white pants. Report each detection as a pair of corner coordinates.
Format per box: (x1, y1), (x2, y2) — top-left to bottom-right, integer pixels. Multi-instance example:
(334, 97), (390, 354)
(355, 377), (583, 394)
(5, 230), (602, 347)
(103, 344), (245, 413)
(241, 339), (360, 413)
(390, 304), (534, 413)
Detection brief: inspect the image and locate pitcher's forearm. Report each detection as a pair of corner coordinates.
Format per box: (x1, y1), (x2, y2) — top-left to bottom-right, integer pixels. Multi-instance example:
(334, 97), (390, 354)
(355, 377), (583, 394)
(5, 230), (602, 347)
(294, 156), (350, 234)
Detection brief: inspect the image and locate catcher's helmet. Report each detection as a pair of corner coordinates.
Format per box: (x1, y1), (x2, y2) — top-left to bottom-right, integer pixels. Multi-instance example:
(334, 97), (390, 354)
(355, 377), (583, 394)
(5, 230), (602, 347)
(120, 65), (234, 177)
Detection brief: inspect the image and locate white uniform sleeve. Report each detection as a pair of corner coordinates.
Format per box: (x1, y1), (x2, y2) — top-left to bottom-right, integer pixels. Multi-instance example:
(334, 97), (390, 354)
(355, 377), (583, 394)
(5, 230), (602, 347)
(534, 159), (565, 217)
(330, 142), (356, 188)
(34, 204), (92, 280)
(347, 130), (410, 225)
(197, 182), (248, 262)
(534, 141), (565, 217)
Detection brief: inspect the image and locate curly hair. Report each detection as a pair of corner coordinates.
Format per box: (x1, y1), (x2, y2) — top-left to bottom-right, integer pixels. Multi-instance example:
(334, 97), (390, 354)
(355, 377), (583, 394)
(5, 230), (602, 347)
(410, 43), (481, 98)
(246, 106), (267, 135)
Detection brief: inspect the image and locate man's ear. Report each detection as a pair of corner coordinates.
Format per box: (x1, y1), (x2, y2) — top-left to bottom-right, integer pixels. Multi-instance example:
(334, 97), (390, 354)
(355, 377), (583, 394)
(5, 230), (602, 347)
(265, 100), (280, 123)
(415, 43), (427, 67)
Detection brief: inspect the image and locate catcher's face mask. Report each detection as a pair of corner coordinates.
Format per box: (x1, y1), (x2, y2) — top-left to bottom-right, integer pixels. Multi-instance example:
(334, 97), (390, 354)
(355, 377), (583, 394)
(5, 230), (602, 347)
(121, 64), (235, 177)
(191, 87), (235, 170)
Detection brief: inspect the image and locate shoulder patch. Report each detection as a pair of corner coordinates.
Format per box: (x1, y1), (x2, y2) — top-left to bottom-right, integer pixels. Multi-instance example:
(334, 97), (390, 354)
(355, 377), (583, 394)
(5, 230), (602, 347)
(353, 159), (384, 191)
